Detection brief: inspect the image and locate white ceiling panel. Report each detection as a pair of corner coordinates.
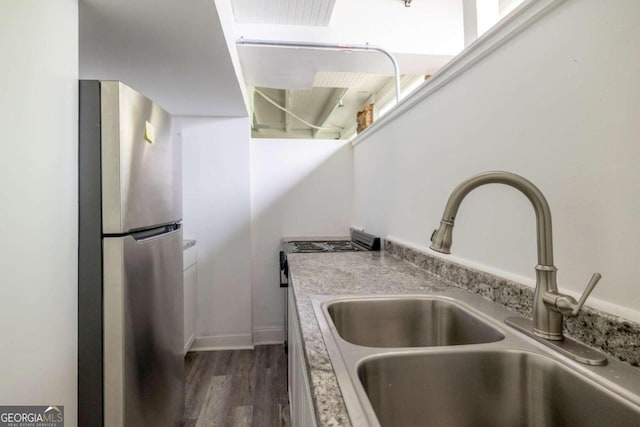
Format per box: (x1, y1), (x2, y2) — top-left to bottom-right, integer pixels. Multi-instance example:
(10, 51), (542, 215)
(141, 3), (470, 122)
(313, 72), (390, 91)
(79, 0), (247, 116)
(290, 87), (335, 122)
(313, 72), (369, 88)
(238, 46), (317, 89)
(231, 0), (336, 26)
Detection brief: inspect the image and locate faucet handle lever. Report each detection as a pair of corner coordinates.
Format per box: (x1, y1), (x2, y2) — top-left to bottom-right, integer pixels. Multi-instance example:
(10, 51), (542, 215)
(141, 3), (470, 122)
(543, 272), (602, 316)
(572, 272), (602, 315)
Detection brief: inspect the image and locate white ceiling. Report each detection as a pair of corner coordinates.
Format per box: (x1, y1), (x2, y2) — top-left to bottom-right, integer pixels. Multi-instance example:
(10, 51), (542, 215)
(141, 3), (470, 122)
(79, 0), (247, 117)
(234, 0), (464, 91)
(77, 0), (467, 135)
(231, 0), (337, 26)
(232, 1), (464, 138)
(235, 0), (464, 56)
(239, 45), (452, 89)
(251, 72), (395, 139)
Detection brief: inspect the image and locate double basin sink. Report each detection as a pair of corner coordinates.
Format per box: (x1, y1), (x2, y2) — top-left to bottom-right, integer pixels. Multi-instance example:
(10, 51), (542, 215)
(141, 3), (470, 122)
(312, 293), (640, 427)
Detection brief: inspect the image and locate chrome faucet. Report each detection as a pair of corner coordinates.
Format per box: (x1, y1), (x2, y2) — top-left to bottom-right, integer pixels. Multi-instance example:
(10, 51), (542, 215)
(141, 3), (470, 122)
(429, 171), (601, 341)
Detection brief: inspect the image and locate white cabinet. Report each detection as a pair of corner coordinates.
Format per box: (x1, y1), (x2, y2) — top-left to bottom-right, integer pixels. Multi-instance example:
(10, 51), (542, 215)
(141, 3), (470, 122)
(288, 286), (317, 427)
(183, 243), (197, 353)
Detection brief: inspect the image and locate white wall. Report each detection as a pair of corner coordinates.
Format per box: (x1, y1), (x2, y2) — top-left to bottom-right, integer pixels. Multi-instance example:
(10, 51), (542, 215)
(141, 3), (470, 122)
(180, 117), (254, 348)
(353, 0), (640, 321)
(250, 139), (353, 342)
(0, 1), (78, 424)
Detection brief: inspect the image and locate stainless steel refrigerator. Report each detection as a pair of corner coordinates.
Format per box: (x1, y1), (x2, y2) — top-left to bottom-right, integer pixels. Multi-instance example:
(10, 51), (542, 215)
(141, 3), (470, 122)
(79, 81), (184, 426)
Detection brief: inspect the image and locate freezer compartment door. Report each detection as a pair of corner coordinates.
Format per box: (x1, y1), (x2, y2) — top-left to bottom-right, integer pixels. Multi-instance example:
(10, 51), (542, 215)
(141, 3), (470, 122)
(101, 81), (182, 233)
(103, 226), (184, 427)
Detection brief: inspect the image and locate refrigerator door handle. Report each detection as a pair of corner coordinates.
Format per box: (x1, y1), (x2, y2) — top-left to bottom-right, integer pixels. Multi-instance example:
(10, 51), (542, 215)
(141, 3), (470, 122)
(131, 223), (182, 243)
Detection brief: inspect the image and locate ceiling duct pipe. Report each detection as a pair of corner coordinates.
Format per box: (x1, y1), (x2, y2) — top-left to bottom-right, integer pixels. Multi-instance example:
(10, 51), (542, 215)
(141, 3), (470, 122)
(237, 38), (401, 104)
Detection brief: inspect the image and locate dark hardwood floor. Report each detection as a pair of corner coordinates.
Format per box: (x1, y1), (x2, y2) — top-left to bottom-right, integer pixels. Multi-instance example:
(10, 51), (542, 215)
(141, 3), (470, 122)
(183, 345), (291, 427)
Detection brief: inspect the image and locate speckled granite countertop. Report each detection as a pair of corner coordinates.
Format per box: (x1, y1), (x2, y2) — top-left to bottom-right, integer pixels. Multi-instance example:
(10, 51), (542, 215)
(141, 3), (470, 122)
(287, 245), (640, 426)
(287, 251), (478, 427)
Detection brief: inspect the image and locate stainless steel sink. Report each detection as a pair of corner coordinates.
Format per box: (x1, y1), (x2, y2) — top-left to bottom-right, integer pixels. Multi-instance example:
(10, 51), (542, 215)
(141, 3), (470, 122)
(312, 293), (640, 427)
(359, 350), (640, 427)
(327, 297), (504, 347)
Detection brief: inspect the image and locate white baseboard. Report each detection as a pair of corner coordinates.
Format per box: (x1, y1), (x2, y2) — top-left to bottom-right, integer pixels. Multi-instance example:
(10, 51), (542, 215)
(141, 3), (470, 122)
(253, 326), (285, 345)
(183, 334), (195, 355)
(189, 333), (254, 352)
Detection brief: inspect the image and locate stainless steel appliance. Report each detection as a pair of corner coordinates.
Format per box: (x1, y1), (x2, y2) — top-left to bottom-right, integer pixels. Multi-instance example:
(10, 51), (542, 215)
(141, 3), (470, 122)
(79, 81), (183, 426)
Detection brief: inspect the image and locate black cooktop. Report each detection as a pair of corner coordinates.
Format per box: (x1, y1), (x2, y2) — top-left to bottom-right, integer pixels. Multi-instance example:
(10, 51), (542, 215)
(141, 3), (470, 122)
(286, 240), (365, 253)
(285, 231), (381, 253)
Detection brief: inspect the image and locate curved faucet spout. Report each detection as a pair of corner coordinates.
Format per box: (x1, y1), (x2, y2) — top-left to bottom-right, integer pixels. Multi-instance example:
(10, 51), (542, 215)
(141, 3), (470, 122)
(430, 171), (554, 267)
(429, 171), (563, 340)
(429, 171), (603, 348)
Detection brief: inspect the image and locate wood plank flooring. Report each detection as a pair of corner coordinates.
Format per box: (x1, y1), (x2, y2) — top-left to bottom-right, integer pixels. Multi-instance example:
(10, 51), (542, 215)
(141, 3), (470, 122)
(183, 345), (291, 427)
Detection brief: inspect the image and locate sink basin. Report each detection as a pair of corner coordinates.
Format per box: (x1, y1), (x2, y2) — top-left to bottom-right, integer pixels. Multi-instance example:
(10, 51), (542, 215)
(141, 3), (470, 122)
(313, 293), (640, 427)
(358, 350), (640, 427)
(327, 297), (504, 347)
